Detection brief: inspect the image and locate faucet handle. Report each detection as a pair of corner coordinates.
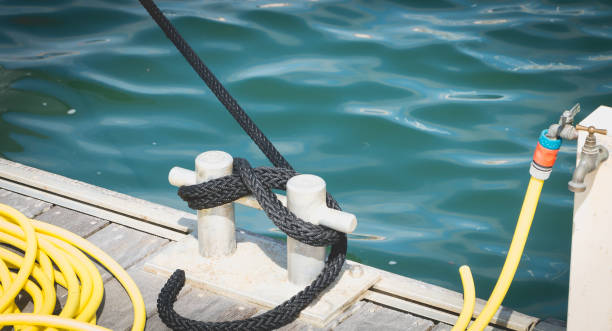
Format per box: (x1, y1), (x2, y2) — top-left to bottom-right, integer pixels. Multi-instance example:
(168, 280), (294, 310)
(562, 103), (581, 124)
(548, 103), (581, 139)
(575, 125), (607, 136)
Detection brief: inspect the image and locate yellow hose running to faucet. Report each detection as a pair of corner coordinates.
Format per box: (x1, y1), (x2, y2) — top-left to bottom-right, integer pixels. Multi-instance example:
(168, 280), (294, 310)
(0, 203), (146, 331)
(465, 177), (544, 331)
(453, 128), (560, 330)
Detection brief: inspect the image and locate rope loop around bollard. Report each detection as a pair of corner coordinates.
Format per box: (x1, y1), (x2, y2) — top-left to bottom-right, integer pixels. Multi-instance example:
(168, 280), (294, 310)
(137, 0), (349, 328)
(158, 158), (347, 330)
(179, 159), (344, 246)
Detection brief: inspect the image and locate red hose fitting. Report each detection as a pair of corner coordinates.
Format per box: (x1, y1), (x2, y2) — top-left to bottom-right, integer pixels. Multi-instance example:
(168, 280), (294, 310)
(532, 142), (559, 168)
(530, 130), (561, 180)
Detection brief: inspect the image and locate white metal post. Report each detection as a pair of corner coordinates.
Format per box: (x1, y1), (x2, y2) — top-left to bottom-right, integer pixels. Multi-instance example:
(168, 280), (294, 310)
(168, 157), (357, 279)
(286, 174), (357, 285)
(567, 106), (612, 330)
(168, 168), (356, 233)
(194, 151), (236, 257)
(286, 175), (327, 285)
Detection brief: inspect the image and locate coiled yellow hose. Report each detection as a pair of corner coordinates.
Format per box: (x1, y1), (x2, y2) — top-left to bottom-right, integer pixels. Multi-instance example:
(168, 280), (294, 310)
(0, 203), (146, 331)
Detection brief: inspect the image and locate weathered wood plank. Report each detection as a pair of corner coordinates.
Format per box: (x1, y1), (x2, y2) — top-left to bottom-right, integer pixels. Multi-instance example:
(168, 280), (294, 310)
(0, 158), (195, 233)
(276, 320), (323, 331)
(274, 300), (366, 331)
(86, 223), (169, 281)
(0, 160), (559, 331)
(432, 323), (453, 331)
(144, 285), (259, 331)
(532, 318), (566, 331)
(144, 313), (176, 331)
(430, 321), (505, 331)
(363, 290), (459, 326)
(363, 291), (505, 331)
(36, 205), (109, 238)
(0, 188), (51, 218)
(334, 301), (434, 331)
(0, 178), (187, 241)
(370, 267), (538, 330)
(97, 265), (175, 330)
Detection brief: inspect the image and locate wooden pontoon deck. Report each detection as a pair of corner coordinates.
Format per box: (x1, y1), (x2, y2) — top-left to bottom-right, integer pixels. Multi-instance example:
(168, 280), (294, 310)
(0, 159), (565, 331)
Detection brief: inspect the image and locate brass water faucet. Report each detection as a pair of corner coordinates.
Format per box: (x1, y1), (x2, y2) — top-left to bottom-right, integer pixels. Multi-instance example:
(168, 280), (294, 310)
(568, 125), (609, 192)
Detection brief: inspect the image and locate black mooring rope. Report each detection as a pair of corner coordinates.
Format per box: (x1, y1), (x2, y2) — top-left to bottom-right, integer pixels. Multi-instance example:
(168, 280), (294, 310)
(138, 1), (347, 330)
(138, 0), (291, 171)
(178, 162), (344, 246)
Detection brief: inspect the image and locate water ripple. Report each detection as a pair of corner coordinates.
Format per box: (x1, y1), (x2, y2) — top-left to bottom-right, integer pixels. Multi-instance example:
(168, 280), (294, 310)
(81, 71), (205, 95)
(1, 0), (608, 321)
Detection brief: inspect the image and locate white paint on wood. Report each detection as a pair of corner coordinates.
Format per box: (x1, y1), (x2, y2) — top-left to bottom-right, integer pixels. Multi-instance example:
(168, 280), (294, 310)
(0, 178), (187, 241)
(0, 158), (195, 233)
(567, 105), (612, 330)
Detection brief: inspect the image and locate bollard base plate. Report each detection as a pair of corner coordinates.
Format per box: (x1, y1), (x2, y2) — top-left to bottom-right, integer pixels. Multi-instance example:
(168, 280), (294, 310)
(145, 231), (379, 327)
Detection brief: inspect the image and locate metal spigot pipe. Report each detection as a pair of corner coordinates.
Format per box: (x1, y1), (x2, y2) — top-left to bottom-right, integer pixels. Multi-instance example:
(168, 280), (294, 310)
(568, 126), (609, 192)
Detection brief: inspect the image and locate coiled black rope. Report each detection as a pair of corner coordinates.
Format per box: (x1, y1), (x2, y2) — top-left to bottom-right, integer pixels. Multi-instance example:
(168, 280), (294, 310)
(138, 0), (348, 329)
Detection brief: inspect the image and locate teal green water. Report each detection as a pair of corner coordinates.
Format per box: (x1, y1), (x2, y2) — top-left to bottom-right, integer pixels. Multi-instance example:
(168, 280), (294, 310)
(2, 0), (612, 321)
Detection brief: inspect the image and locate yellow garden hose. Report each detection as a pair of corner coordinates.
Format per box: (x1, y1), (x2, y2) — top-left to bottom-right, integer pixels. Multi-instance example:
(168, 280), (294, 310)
(452, 177), (543, 331)
(0, 203), (146, 331)
(466, 177), (543, 331)
(451, 265), (475, 331)
(452, 126), (562, 331)
(0, 314), (111, 331)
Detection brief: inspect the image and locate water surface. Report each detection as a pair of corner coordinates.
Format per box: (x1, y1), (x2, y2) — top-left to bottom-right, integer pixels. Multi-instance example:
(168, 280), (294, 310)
(2, 0), (612, 321)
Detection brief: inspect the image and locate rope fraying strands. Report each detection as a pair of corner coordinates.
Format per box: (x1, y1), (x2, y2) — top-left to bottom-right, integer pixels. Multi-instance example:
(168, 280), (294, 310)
(137, 0), (348, 329)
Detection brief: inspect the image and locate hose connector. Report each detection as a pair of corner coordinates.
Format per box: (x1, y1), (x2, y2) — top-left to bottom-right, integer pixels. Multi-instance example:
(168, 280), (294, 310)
(530, 129), (562, 180)
(547, 103), (580, 140)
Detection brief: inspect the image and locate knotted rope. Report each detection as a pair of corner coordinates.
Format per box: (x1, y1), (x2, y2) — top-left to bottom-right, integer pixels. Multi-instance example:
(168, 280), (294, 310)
(178, 160), (343, 246)
(157, 160), (346, 331)
(137, 0), (348, 328)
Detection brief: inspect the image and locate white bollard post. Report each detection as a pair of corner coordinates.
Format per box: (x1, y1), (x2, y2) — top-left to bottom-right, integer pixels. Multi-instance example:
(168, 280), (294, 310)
(286, 174), (357, 286)
(168, 166), (196, 187)
(168, 167), (357, 234)
(194, 151), (236, 257)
